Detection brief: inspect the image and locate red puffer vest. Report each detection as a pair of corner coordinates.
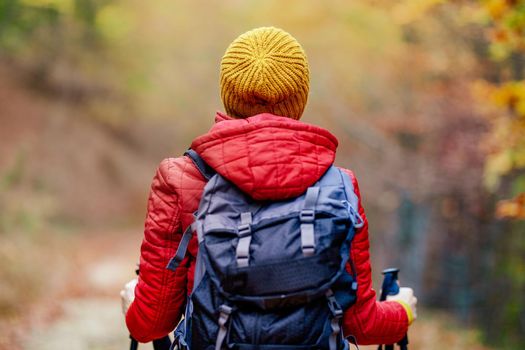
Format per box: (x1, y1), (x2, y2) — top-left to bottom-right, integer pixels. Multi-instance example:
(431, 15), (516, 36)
(126, 112), (409, 345)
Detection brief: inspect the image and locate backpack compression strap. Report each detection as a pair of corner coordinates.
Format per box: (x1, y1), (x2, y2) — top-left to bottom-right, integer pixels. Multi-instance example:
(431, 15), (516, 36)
(235, 212), (253, 267)
(300, 186), (320, 256)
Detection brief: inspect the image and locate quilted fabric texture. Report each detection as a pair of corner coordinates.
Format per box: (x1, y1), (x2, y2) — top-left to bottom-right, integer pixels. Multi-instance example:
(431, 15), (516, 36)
(125, 112), (409, 344)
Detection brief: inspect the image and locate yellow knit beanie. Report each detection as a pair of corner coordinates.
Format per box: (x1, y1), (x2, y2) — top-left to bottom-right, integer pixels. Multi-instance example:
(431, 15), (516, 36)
(220, 27), (309, 120)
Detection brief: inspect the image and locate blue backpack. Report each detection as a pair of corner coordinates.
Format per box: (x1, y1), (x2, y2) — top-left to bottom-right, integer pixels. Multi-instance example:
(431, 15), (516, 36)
(168, 150), (364, 350)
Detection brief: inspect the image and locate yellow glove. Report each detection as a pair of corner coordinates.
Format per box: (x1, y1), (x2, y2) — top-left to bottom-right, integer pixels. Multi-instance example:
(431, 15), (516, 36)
(387, 287), (418, 324)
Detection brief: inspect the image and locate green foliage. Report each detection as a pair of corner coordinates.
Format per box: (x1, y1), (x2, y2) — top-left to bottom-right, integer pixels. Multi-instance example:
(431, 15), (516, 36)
(451, 2), (525, 348)
(0, 0), (60, 53)
(491, 220), (525, 350)
(479, 0), (525, 60)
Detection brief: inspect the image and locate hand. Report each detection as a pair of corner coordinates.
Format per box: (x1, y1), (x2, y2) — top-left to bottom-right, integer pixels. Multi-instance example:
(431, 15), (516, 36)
(387, 287), (418, 323)
(120, 278), (138, 315)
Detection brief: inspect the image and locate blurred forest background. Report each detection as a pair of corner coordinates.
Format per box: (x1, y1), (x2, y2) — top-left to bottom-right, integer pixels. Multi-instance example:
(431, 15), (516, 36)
(0, 0), (524, 349)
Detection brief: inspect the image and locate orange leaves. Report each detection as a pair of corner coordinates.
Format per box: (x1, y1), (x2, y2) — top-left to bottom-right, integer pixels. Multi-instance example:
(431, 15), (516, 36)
(480, 0), (525, 59)
(485, 0), (509, 20)
(490, 82), (525, 115)
(469, 2), (525, 218)
(496, 193), (525, 219)
(474, 80), (525, 117)
(477, 81), (525, 190)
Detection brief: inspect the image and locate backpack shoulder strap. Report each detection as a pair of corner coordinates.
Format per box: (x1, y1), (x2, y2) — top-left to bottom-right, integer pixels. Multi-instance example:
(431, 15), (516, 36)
(166, 150), (216, 272)
(184, 149), (216, 180)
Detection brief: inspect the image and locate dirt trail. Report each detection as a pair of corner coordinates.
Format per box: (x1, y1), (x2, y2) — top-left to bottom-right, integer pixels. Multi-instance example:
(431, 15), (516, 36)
(22, 230), (156, 350)
(20, 230), (488, 350)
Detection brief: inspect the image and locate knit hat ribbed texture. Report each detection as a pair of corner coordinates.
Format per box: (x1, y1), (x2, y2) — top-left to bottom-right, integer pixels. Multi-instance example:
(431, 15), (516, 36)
(220, 27), (309, 120)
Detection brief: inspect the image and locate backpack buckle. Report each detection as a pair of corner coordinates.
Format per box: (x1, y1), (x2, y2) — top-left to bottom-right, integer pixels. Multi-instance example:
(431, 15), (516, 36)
(216, 305), (233, 350)
(219, 304), (233, 316)
(327, 294), (343, 318)
(352, 281), (358, 291)
(236, 255), (249, 266)
(238, 224), (251, 238)
(300, 209), (315, 223)
(301, 244), (315, 255)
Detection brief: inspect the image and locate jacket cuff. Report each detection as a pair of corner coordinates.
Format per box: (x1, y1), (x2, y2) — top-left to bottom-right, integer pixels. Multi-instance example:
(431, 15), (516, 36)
(393, 300), (414, 325)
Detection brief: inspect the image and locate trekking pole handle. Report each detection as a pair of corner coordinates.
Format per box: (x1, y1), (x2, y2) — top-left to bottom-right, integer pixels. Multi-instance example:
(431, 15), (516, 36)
(379, 268), (400, 301)
(377, 268), (408, 350)
(128, 266), (172, 350)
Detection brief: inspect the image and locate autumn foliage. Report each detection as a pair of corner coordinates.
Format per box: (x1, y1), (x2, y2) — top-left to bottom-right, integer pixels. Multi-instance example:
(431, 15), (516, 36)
(0, 0), (524, 349)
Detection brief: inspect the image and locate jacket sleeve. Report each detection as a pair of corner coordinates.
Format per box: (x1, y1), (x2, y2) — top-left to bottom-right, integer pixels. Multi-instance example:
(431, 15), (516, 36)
(126, 158), (188, 342)
(340, 168), (409, 345)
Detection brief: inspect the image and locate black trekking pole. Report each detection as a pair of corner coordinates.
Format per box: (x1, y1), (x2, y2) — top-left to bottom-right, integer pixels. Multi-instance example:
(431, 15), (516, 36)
(377, 268), (408, 350)
(130, 334), (172, 350)
(129, 267), (172, 350)
(130, 336), (138, 350)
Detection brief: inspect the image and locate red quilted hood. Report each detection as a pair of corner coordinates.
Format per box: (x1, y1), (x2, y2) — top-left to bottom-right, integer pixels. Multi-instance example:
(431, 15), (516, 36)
(191, 112), (338, 200)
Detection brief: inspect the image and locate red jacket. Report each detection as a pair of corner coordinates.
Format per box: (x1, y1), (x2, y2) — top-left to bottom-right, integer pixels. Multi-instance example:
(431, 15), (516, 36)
(126, 112), (409, 345)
